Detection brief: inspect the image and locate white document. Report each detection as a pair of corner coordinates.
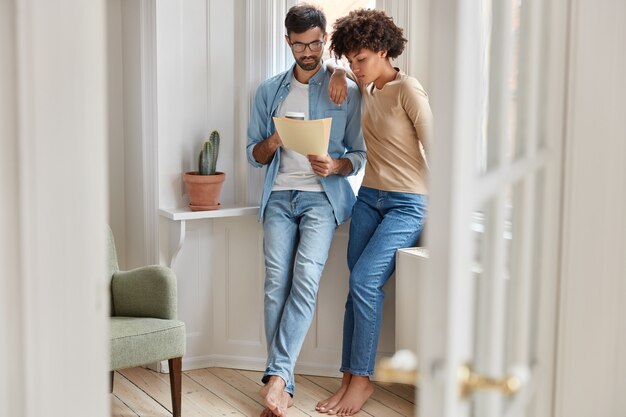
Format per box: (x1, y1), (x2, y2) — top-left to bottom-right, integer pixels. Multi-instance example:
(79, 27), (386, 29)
(273, 117), (332, 156)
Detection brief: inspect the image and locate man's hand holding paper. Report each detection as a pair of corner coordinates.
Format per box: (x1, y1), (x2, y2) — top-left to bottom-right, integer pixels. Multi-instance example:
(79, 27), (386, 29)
(272, 117), (332, 157)
(308, 154), (336, 177)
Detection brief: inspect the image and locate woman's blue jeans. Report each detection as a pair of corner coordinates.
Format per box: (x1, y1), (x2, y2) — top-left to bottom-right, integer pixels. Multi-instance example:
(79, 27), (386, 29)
(341, 186), (427, 376)
(262, 190), (337, 395)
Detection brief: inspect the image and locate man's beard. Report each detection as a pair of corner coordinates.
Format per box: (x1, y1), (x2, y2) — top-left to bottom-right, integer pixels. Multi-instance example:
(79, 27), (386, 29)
(295, 55), (321, 71)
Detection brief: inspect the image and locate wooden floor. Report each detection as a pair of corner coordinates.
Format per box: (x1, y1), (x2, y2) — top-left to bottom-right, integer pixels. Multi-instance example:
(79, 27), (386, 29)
(112, 367), (416, 417)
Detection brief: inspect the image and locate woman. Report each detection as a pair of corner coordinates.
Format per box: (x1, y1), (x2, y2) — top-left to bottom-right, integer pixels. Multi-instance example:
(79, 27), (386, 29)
(316, 9), (432, 416)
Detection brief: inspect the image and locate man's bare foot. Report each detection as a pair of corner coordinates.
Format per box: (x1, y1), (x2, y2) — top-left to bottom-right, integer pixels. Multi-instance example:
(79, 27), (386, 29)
(327, 376), (374, 416)
(259, 387), (294, 407)
(316, 372), (352, 413)
(260, 408), (278, 417)
(259, 376), (289, 417)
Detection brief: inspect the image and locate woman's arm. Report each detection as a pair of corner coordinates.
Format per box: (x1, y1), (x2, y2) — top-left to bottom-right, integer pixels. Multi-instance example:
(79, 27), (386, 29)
(401, 78), (434, 159)
(325, 58), (360, 105)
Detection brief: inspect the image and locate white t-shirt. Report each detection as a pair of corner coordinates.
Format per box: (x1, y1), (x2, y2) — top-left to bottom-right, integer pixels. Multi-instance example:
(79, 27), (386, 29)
(272, 75), (324, 192)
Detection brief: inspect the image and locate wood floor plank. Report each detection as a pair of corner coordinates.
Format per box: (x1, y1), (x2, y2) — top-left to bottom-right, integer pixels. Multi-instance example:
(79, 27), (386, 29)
(186, 368), (266, 416)
(235, 369), (264, 385)
(111, 394), (139, 417)
(205, 368), (269, 405)
(205, 368), (268, 409)
(118, 368), (175, 414)
(112, 367), (416, 417)
(181, 374), (247, 416)
(372, 384), (415, 416)
(375, 381), (416, 404)
(299, 375), (341, 394)
(112, 372), (171, 417)
(292, 375), (333, 399)
(175, 374), (248, 416)
(121, 367), (246, 417)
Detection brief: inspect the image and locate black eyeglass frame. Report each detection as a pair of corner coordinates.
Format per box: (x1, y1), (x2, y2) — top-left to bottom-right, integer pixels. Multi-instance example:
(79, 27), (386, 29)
(288, 39), (325, 53)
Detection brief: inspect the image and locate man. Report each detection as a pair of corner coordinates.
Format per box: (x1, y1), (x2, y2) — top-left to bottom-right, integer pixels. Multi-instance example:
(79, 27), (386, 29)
(246, 4), (365, 417)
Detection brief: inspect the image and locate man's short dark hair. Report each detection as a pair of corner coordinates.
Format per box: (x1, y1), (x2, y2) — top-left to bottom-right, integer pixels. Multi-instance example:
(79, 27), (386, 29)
(285, 4), (326, 36)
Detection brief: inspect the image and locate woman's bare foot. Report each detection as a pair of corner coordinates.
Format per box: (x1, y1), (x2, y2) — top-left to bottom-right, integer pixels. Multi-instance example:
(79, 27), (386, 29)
(316, 372), (352, 413)
(327, 376), (374, 416)
(259, 376), (289, 417)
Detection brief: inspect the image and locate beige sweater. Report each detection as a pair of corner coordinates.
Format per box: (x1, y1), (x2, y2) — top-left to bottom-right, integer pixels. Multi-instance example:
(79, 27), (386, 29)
(361, 71), (433, 194)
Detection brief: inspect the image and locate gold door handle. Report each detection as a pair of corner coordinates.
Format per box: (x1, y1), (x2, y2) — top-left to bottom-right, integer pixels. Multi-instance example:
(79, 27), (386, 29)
(458, 364), (528, 398)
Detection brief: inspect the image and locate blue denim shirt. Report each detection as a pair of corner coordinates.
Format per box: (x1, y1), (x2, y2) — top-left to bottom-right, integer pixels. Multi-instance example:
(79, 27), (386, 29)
(247, 64), (366, 225)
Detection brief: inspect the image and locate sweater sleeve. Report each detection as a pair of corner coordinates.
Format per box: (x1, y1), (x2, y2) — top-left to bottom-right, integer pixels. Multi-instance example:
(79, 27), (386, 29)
(400, 78), (434, 158)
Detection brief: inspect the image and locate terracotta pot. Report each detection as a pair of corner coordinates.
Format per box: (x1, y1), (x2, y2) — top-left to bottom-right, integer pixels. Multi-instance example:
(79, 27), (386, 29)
(183, 171), (225, 211)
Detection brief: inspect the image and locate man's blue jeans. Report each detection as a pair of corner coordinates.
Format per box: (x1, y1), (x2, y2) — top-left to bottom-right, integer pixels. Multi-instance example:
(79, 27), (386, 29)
(262, 190), (337, 395)
(341, 186), (427, 376)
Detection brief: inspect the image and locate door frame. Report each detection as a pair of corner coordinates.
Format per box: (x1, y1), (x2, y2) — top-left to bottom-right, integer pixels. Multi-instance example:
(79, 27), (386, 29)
(419, 0), (570, 415)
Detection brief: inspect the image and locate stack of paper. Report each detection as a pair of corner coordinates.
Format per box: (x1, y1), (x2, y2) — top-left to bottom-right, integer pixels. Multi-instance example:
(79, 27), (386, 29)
(273, 117), (332, 156)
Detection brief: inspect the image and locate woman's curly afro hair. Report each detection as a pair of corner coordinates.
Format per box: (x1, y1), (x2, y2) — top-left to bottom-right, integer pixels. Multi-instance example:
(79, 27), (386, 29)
(330, 9), (407, 59)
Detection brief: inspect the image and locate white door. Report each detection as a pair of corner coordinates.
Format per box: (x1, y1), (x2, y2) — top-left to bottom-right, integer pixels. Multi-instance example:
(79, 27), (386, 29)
(418, 0), (567, 416)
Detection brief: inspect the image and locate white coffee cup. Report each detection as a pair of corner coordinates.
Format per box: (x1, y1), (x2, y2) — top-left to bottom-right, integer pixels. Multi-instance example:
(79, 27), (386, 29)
(285, 111), (305, 120)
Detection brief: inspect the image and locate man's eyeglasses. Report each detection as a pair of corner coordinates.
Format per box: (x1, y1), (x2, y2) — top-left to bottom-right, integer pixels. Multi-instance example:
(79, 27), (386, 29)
(289, 40), (324, 53)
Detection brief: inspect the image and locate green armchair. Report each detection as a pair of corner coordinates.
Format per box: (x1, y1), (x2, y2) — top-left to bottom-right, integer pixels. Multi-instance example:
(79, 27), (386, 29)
(108, 226), (186, 417)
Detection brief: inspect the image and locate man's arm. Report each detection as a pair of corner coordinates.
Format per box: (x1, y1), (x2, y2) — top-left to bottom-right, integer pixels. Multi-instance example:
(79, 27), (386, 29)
(338, 83), (366, 174)
(247, 85), (282, 167)
(252, 131), (283, 165)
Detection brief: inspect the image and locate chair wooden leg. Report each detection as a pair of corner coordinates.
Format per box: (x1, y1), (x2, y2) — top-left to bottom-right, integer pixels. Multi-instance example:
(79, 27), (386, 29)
(168, 357), (182, 417)
(110, 371), (114, 393)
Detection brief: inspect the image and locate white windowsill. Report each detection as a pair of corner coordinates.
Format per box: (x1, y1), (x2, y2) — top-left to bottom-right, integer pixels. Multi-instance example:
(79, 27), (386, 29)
(159, 205), (259, 221)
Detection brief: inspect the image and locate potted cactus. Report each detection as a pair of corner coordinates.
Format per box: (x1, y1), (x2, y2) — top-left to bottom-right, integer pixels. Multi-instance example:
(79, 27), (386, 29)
(183, 130), (225, 211)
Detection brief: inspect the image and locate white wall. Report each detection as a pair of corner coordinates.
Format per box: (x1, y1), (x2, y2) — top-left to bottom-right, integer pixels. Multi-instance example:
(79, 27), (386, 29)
(156, 0), (238, 210)
(556, 0), (626, 416)
(1, 1), (109, 416)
